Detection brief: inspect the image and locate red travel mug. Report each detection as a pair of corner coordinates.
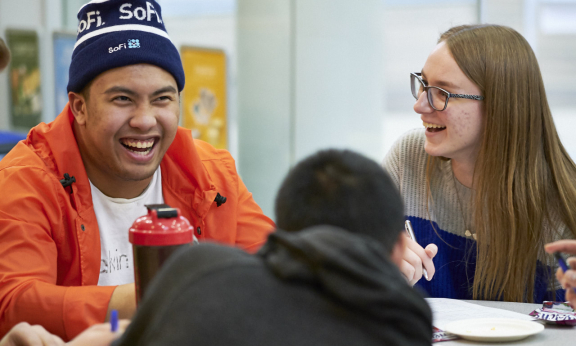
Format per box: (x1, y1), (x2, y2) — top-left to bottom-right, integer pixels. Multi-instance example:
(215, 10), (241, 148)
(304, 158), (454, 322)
(129, 204), (194, 305)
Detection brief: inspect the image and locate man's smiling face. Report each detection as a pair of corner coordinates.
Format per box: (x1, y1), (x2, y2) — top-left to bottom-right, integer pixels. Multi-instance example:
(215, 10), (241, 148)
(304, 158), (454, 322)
(70, 63), (179, 198)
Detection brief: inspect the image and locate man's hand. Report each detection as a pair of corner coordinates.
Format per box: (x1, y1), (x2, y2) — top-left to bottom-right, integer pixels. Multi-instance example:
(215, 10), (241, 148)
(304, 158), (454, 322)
(106, 283), (136, 321)
(400, 237), (438, 286)
(545, 240), (576, 307)
(0, 322), (64, 346)
(68, 320), (130, 346)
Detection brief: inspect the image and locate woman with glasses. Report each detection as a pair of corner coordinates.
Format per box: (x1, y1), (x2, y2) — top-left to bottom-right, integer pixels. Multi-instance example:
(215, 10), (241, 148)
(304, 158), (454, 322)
(383, 24), (576, 303)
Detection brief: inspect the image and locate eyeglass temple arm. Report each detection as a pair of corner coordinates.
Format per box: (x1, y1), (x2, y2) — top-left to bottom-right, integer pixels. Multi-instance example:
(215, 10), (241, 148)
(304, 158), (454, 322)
(449, 93), (484, 100)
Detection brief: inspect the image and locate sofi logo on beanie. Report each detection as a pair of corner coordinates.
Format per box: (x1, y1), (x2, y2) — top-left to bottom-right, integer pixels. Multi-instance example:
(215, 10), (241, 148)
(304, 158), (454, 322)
(119, 2), (162, 23)
(109, 39), (141, 53)
(128, 39), (140, 48)
(78, 1), (163, 34)
(77, 10), (104, 33)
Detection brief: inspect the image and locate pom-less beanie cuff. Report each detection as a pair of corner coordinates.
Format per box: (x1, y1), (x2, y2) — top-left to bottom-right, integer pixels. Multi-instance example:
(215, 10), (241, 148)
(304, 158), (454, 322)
(67, 0), (185, 93)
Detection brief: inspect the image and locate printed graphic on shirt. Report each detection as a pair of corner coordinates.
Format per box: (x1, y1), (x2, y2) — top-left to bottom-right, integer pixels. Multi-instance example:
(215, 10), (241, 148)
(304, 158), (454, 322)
(100, 249), (131, 274)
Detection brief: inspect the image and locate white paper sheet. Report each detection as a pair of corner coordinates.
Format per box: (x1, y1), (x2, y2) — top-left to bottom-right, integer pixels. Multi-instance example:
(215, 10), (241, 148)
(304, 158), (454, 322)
(426, 298), (536, 330)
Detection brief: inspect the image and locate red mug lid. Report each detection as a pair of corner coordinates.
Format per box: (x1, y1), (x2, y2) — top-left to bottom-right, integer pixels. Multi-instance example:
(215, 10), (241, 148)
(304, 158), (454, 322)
(129, 204), (193, 246)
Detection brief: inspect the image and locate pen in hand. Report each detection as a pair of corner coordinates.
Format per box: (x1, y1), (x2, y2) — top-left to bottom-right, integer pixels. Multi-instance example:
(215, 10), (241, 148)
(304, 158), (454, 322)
(553, 252), (576, 294)
(405, 220), (429, 280)
(111, 309), (118, 333)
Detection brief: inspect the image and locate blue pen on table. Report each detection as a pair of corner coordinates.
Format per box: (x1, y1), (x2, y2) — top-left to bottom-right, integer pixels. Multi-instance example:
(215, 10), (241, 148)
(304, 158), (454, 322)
(553, 252), (576, 294)
(110, 309), (118, 332)
(405, 220), (429, 280)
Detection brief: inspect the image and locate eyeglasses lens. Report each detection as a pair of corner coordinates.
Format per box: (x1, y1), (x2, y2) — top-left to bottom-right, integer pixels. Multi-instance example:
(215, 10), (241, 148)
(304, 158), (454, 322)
(428, 87), (448, 111)
(411, 74), (424, 100)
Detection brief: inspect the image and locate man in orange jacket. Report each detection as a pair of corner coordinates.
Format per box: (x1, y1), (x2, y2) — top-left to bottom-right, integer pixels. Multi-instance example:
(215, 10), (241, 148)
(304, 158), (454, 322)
(0, 0), (274, 341)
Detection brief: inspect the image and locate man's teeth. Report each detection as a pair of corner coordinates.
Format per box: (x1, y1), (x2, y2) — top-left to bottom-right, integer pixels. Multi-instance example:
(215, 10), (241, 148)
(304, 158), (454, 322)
(423, 121), (446, 129)
(121, 139), (154, 149)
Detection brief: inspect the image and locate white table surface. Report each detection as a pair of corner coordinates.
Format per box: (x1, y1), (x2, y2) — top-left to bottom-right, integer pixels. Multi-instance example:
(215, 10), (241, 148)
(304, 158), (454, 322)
(442, 300), (576, 345)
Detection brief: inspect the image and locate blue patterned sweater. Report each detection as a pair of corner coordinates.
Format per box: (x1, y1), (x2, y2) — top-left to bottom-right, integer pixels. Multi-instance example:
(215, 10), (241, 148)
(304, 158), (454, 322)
(383, 129), (564, 303)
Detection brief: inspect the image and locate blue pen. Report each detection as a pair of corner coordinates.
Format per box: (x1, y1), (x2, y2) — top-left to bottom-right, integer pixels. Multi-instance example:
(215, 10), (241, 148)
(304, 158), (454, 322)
(553, 252), (576, 294)
(110, 309), (118, 332)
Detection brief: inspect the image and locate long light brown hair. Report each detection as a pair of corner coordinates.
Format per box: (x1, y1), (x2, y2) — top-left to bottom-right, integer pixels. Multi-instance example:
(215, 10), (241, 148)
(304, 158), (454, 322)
(426, 24), (576, 302)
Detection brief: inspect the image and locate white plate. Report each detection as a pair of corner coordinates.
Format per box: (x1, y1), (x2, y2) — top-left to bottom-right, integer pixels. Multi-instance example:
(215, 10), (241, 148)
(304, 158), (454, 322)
(444, 318), (544, 342)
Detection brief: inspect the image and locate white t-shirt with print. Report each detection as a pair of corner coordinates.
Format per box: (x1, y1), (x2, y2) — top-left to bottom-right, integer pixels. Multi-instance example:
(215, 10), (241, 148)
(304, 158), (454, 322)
(91, 168), (164, 286)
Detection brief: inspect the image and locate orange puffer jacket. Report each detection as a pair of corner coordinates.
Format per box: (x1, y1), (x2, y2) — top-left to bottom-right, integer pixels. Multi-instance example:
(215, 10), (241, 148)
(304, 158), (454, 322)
(0, 105), (274, 340)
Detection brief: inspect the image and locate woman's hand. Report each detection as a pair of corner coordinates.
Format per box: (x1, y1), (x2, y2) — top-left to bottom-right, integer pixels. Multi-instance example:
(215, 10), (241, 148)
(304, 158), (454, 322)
(400, 236), (438, 285)
(545, 240), (576, 307)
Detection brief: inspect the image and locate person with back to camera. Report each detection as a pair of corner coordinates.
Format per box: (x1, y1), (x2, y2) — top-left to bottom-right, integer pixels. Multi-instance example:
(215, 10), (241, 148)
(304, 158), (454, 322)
(383, 24), (576, 302)
(0, 0), (274, 341)
(110, 149), (433, 346)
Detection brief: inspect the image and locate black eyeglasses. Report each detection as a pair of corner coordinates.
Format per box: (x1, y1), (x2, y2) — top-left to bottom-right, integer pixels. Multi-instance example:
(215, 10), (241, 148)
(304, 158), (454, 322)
(410, 72), (484, 111)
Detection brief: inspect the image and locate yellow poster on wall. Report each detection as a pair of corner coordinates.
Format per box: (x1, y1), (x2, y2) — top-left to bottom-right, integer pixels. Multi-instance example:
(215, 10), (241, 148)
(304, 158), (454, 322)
(181, 47), (227, 149)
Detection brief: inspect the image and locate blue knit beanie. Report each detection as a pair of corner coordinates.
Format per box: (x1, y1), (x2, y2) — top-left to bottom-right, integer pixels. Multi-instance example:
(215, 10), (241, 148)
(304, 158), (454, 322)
(67, 0), (185, 93)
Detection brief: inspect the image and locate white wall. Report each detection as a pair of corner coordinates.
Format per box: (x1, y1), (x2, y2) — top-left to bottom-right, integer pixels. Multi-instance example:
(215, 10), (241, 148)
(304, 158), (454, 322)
(237, 0), (293, 219)
(237, 0), (384, 218)
(294, 0), (384, 162)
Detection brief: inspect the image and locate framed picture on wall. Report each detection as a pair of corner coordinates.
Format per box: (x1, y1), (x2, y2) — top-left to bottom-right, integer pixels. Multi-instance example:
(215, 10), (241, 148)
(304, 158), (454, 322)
(180, 46), (228, 150)
(6, 29), (41, 130)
